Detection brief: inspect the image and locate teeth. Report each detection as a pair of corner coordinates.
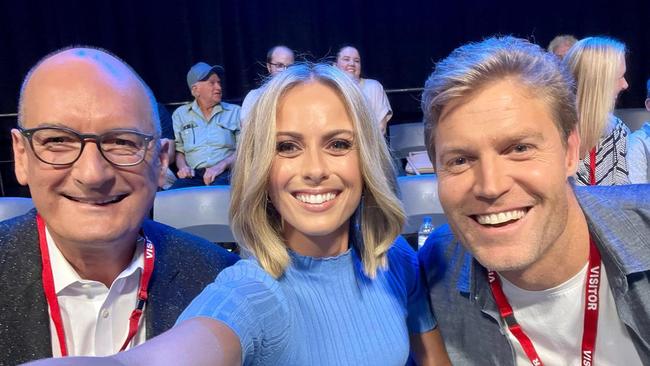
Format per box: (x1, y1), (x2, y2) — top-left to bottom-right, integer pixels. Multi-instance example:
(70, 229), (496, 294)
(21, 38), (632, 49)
(72, 196), (120, 205)
(476, 209), (526, 225)
(295, 192), (337, 204)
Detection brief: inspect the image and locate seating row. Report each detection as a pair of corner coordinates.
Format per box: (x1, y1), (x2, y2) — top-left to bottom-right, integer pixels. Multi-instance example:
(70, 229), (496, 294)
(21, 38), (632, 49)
(0, 175), (446, 243)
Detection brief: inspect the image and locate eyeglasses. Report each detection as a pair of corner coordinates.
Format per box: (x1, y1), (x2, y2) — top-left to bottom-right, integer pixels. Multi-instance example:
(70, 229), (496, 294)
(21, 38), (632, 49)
(268, 62), (291, 70)
(19, 126), (156, 167)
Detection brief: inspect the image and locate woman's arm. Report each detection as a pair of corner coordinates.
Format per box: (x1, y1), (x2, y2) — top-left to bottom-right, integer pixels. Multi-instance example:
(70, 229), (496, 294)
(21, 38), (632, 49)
(410, 328), (452, 366)
(25, 318), (241, 366)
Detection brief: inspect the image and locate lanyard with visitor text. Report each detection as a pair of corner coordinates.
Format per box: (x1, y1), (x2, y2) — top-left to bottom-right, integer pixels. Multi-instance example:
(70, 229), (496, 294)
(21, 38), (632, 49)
(487, 237), (602, 366)
(36, 213), (155, 356)
(589, 147), (597, 185)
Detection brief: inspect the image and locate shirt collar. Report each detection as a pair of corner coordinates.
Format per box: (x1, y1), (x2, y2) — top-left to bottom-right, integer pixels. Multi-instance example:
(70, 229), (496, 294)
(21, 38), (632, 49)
(45, 227), (145, 294)
(189, 100), (223, 119)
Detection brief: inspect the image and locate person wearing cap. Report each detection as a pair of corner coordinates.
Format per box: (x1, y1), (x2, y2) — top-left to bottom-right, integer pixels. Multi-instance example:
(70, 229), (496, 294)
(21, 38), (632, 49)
(170, 62), (241, 189)
(240, 45), (295, 124)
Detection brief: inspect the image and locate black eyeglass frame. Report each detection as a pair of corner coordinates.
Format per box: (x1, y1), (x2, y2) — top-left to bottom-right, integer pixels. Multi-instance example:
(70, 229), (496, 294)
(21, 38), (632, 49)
(19, 126), (156, 167)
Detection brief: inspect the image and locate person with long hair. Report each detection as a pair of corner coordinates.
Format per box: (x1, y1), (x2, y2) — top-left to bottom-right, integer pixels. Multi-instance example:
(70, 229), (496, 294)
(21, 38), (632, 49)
(28, 63), (450, 365)
(563, 36), (631, 185)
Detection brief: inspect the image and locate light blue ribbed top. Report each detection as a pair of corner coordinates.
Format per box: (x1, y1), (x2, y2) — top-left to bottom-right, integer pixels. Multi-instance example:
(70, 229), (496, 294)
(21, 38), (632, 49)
(177, 237), (435, 365)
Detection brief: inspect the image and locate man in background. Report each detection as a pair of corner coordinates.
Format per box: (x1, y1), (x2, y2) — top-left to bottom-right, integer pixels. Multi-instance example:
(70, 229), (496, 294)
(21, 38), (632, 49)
(240, 45), (295, 124)
(171, 62), (240, 188)
(547, 34), (578, 58)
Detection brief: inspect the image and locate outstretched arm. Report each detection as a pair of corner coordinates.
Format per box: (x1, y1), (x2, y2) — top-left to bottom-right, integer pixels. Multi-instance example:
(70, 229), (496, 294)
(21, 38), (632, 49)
(24, 318), (241, 366)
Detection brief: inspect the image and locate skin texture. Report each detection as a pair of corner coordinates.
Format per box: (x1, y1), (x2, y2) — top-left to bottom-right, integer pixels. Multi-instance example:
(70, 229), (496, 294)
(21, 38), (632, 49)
(12, 48), (168, 287)
(434, 78), (590, 290)
(335, 46), (361, 81)
(269, 81), (363, 257)
(266, 46), (295, 76)
(176, 72), (234, 184)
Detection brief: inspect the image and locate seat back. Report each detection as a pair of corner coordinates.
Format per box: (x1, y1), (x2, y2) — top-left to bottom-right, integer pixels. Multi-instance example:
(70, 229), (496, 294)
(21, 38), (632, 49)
(614, 108), (650, 132)
(0, 197), (34, 222)
(389, 122), (426, 159)
(397, 175), (446, 234)
(153, 186), (235, 243)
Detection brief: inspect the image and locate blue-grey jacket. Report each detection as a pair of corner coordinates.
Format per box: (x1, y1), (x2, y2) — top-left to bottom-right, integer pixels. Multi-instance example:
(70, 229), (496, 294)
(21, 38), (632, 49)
(419, 184), (650, 365)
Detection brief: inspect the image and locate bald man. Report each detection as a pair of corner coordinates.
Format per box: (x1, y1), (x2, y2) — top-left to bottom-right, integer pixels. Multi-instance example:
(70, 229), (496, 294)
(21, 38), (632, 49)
(240, 45), (295, 123)
(0, 47), (237, 364)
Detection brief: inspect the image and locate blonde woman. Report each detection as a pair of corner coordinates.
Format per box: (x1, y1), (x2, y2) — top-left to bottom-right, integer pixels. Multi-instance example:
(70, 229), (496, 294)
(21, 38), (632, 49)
(29, 64), (450, 365)
(563, 36), (631, 185)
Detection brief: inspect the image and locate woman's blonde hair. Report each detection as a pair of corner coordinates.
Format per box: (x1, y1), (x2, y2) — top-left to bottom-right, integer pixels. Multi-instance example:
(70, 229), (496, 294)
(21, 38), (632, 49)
(230, 63), (405, 278)
(563, 37), (626, 157)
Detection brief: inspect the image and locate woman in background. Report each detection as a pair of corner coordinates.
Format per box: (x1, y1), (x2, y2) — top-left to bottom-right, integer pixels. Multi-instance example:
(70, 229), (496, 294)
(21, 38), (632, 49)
(563, 36), (631, 185)
(28, 63), (450, 365)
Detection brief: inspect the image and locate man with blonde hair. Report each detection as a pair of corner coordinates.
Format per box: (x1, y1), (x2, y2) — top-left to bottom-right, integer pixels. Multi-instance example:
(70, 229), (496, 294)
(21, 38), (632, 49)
(420, 36), (650, 365)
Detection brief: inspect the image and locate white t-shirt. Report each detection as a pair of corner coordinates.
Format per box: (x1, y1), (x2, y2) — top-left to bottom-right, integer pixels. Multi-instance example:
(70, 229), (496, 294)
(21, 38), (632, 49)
(359, 78), (392, 132)
(240, 87), (263, 125)
(500, 262), (642, 365)
(47, 228), (147, 356)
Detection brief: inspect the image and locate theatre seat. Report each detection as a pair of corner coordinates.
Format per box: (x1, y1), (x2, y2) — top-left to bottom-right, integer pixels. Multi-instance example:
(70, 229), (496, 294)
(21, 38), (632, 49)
(0, 197), (34, 222)
(397, 174), (446, 234)
(153, 186), (236, 243)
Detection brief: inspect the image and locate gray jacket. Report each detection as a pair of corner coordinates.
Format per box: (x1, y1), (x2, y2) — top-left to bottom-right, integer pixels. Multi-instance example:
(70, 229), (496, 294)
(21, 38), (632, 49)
(420, 184), (650, 365)
(0, 210), (238, 365)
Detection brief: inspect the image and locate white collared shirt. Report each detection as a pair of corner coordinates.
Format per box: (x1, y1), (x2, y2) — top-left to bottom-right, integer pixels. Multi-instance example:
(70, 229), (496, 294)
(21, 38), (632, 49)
(46, 227), (148, 357)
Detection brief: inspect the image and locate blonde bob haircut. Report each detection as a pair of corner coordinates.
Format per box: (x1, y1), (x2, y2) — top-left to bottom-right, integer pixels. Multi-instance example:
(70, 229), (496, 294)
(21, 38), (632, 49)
(230, 63), (405, 279)
(422, 36), (577, 161)
(563, 36), (627, 158)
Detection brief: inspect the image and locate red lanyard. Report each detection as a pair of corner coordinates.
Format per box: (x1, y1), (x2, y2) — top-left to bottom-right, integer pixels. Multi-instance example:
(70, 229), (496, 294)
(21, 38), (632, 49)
(36, 214), (155, 356)
(487, 237), (602, 366)
(589, 147), (597, 185)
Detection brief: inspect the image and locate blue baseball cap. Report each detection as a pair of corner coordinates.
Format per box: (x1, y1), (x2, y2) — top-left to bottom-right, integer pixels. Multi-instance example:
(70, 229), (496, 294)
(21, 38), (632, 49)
(186, 62), (224, 90)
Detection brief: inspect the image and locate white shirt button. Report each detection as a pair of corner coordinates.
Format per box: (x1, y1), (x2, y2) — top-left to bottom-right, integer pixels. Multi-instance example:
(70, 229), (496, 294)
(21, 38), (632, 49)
(101, 309), (110, 318)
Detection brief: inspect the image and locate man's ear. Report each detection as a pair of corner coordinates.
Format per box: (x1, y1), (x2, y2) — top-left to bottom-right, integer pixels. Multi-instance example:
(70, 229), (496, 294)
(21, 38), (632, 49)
(565, 128), (581, 177)
(190, 84), (198, 98)
(645, 98), (650, 112)
(266, 63), (273, 75)
(11, 129), (29, 185)
(156, 138), (171, 188)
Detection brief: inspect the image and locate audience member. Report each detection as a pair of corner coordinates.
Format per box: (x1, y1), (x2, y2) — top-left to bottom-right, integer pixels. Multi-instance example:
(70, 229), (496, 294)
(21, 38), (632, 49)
(627, 78), (650, 183)
(547, 34), (578, 58)
(564, 37), (631, 185)
(335, 45), (392, 134)
(170, 62), (240, 188)
(419, 36), (650, 365)
(240, 45), (294, 124)
(157, 102), (177, 189)
(1, 47), (237, 364)
(27, 63), (451, 366)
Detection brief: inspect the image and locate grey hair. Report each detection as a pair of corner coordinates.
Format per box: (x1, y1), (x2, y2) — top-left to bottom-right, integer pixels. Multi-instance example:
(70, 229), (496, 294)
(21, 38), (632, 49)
(230, 63), (405, 278)
(422, 36), (577, 161)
